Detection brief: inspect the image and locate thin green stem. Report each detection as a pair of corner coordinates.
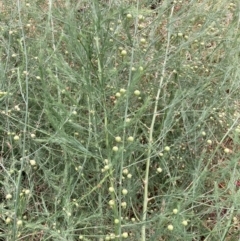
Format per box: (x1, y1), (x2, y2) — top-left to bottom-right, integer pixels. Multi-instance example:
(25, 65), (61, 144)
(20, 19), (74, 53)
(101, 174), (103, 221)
(141, 5), (175, 241)
(13, 0), (29, 239)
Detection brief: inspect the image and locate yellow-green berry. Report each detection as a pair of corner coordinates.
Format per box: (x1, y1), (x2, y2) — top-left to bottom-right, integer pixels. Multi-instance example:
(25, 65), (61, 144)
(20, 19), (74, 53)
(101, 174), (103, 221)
(173, 209), (178, 214)
(13, 135), (20, 141)
(29, 159), (36, 166)
(115, 136), (121, 142)
(110, 233), (115, 239)
(207, 140), (212, 145)
(104, 165), (110, 171)
(6, 194), (12, 200)
(122, 232), (128, 238)
(121, 202), (127, 208)
(5, 217), (11, 224)
(167, 224), (173, 230)
(182, 220), (188, 226)
(114, 219), (119, 224)
(112, 146), (118, 152)
(120, 88), (126, 94)
(140, 38), (146, 44)
(134, 90), (140, 96)
(109, 187), (114, 192)
(25, 189), (30, 195)
(164, 146), (170, 152)
(14, 105), (20, 111)
(157, 167), (162, 173)
(138, 23), (144, 29)
(17, 220), (23, 226)
(224, 148), (230, 153)
(127, 136), (134, 142)
(105, 235), (110, 241)
(120, 50), (127, 56)
(122, 189), (128, 195)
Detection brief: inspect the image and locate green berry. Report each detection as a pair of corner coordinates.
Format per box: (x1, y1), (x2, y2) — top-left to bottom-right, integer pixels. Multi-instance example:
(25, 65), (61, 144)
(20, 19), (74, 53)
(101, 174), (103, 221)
(134, 90), (140, 96)
(122, 189), (128, 195)
(109, 200), (115, 206)
(6, 194), (12, 200)
(121, 50), (127, 56)
(120, 88), (126, 93)
(5, 217), (11, 224)
(17, 220), (23, 226)
(109, 187), (114, 192)
(13, 135), (20, 141)
(112, 146), (118, 152)
(173, 209), (178, 214)
(164, 146), (170, 152)
(140, 38), (146, 44)
(115, 136), (121, 142)
(182, 220), (188, 226)
(224, 148), (230, 153)
(167, 224), (173, 230)
(122, 232), (128, 238)
(29, 160), (36, 166)
(207, 140), (212, 145)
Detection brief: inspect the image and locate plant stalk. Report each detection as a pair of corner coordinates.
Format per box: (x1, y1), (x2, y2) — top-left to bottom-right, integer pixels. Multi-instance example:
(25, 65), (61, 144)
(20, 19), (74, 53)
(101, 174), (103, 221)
(141, 5), (175, 241)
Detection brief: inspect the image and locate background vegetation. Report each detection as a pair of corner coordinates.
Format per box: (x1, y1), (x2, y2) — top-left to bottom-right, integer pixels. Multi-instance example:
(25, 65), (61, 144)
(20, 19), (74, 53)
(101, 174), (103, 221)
(0, 0), (240, 240)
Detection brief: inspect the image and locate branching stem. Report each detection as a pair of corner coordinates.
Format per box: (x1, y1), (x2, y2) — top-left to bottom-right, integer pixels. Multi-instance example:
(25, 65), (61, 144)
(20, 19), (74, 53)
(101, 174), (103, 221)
(141, 5), (175, 241)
